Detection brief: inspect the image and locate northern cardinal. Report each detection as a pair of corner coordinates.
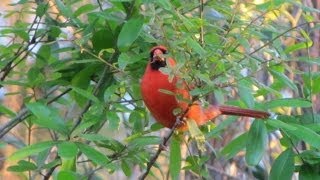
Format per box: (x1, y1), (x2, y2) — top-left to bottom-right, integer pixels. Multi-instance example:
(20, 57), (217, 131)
(141, 45), (269, 130)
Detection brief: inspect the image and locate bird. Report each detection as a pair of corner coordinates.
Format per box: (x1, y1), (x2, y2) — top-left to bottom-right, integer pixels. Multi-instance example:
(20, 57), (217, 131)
(141, 45), (269, 130)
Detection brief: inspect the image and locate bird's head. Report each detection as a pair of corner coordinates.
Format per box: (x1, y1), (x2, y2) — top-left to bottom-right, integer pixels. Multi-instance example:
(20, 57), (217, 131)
(149, 45), (168, 70)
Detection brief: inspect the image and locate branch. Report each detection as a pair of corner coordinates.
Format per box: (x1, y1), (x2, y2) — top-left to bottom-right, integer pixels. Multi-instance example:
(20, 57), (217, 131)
(0, 87), (72, 138)
(139, 118), (182, 180)
(213, 21), (320, 80)
(69, 51), (118, 136)
(140, 98), (198, 179)
(0, 15), (44, 84)
(199, 0), (204, 46)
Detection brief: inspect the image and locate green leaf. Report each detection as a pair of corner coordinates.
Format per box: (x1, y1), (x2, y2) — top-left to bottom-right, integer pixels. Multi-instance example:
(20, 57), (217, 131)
(156, 0), (172, 10)
(56, 170), (79, 180)
(299, 163), (320, 180)
(57, 142), (78, 159)
(158, 88), (175, 96)
(79, 134), (112, 141)
(55, 0), (73, 18)
(269, 69), (298, 91)
(60, 157), (76, 172)
(266, 120), (297, 131)
(220, 133), (248, 159)
(36, 45), (51, 67)
(36, 3), (48, 17)
(285, 41), (312, 54)
(238, 79), (254, 108)
(150, 122), (164, 131)
(8, 141), (57, 161)
(0, 105), (16, 117)
(186, 37), (206, 57)
(264, 98), (312, 109)
(92, 29), (114, 52)
(129, 110), (145, 133)
(71, 64), (100, 106)
(71, 86), (100, 104)
(127, 135), (161, 147)
(26, 102), (68, 135)
(106, 111), (120, 130)
(118, 52), (131, 70)
(76, 143), (112, 168)
(288, 124), (320, 148)
(170, 136), (181, 180)
(245, 121), (267, 166)
(299, 150), (320, 165)
(74, 4), (97, 17)
(71, 120), (99, 137)
(187, 119), (206, 151)
(27, 67), (45, 86)
(121, 160), (132, 177)
(7, 160), (37, 172)
(117, 17), (144, 51)
(269, 149), (294, 180)
(49, 26), (61, 38)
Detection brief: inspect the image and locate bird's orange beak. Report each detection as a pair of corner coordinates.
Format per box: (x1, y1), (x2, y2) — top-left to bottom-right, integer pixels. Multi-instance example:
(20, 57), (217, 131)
(152, 49), (165, 63)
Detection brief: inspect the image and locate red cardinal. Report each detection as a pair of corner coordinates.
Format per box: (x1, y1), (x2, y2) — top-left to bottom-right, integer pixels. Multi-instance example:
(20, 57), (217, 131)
(141, 45), (269, 130)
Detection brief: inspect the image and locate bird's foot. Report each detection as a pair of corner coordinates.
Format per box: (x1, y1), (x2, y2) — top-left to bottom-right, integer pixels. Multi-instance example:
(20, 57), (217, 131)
(159, 143), (168, 151)
(175, 116), (187, 128)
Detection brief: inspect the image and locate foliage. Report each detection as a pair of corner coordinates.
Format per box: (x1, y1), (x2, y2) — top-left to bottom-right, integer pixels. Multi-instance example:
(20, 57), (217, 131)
(0, 0), (320, 179)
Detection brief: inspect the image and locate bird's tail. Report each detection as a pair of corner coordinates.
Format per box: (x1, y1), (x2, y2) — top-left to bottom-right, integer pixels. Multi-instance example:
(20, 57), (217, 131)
(218, 105), (270, 119)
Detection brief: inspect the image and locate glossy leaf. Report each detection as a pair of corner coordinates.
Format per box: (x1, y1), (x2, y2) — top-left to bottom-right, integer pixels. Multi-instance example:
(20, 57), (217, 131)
(220, 133), (248, 159)
(117, 17), (144, 51)
(57, 142), (78, 159)
(76, 143), (112, 168)
(264, 98), (312, 109)
(56, 170), (79, 180)
(36, 3), (48, 17)
(106, 111), (120, 130)
(74, 4), (96, 17)
(299, 164), (320, 180)
(71, 86), (100, 104)
(8, 141), (57, 161)
(238, 79), (254, 108)
(170, 136), (181, 180)
(127, 135), (161, 147)
(288, 124), (320, 148)
(246, 121), (268, 166)
(121, 160), (132, 177)
(269, 69), (298, 91)
(0, 105), (16, 117)
(7, 160), (37, 172)
(269, 149), (294, 180)
(26, 102), (68, 135)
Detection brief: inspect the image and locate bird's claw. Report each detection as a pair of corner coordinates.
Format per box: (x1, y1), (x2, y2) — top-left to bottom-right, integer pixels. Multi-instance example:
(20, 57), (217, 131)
(175, 116), (187, 128)
(159, 143), (168, 151)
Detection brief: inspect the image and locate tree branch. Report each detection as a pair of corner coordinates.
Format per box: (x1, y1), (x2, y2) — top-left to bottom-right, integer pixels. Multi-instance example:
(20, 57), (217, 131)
(69, 51), (118, 136)
(0, 87), (72, 138)
(139, 118), (182, 180)
(213, 21), (320, 80)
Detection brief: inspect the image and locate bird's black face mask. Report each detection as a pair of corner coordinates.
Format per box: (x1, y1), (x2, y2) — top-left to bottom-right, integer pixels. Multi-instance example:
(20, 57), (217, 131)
(150, 48), (168, 70)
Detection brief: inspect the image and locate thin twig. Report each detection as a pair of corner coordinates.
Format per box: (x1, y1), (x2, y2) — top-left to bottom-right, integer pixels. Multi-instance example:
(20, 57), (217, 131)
(199, 0), (204, 46)
(139, 118), (182, 180)
(0, 14), (43, 83)
(0, 88), (72, 138)
(140, 101), (195, 179)
(43, 162), (60, 180)
(213, 21), (320, 80)
(68, 55), (114, 136)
